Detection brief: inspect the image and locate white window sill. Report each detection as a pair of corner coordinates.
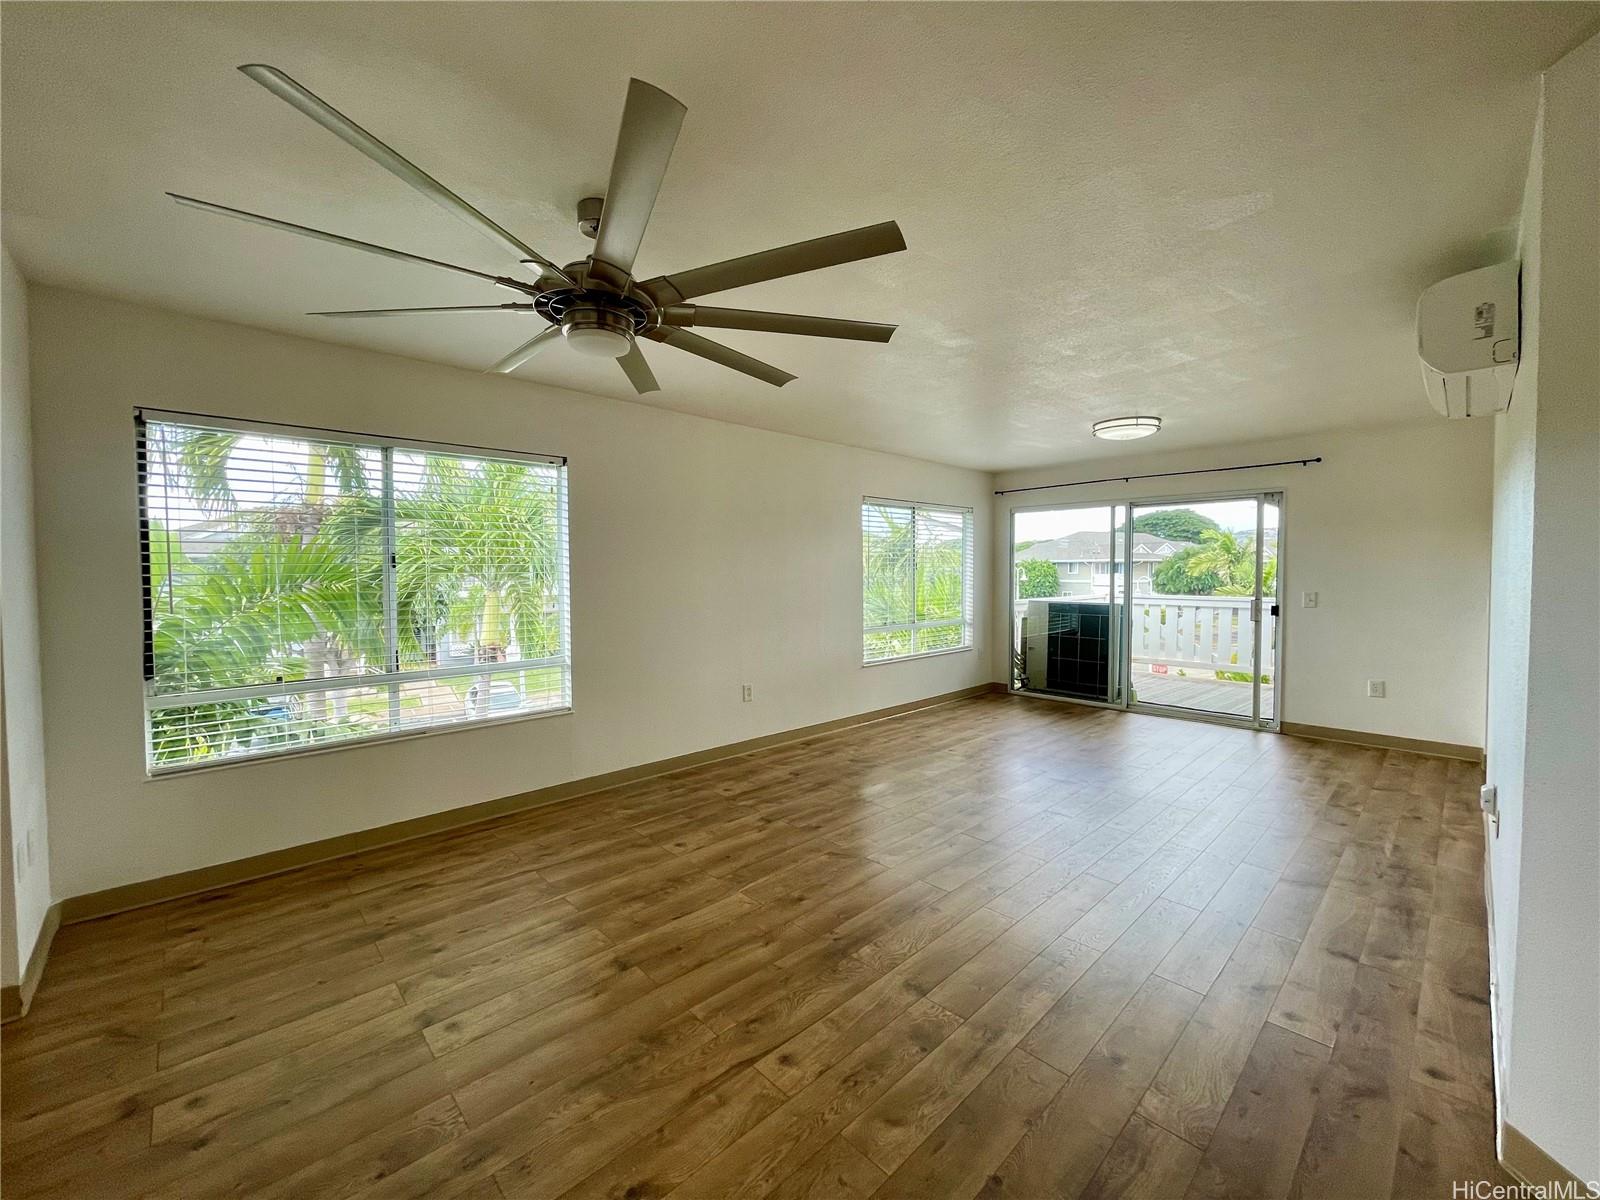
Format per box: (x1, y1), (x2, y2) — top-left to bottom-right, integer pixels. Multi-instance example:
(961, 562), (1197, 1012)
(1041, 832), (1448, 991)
(862, 645), (975, 668)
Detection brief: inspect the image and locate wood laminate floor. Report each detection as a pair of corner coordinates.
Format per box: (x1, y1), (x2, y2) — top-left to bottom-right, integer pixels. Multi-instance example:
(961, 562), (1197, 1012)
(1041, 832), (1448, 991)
(1, 695), (1506, 1199)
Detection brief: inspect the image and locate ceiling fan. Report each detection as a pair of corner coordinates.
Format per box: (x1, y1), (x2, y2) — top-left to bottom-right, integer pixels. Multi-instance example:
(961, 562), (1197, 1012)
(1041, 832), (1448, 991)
(168, 66), (906, 391)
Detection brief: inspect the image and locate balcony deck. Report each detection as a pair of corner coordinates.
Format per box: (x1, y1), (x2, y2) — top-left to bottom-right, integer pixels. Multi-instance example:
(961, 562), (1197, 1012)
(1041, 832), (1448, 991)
(1130, 668), (1268, 718)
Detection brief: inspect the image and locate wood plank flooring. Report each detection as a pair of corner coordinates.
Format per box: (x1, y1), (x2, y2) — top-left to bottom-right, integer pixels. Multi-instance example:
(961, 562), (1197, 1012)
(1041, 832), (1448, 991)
(1, 695), (1508, 1199)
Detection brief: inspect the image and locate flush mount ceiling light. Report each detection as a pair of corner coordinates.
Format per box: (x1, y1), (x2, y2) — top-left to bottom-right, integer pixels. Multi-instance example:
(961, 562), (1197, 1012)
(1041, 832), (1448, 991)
(1092, 416), (1162, 441)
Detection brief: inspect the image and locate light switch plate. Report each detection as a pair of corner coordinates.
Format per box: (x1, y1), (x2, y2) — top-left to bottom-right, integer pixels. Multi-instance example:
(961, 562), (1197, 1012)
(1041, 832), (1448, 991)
(1302, 591), (1319, 608)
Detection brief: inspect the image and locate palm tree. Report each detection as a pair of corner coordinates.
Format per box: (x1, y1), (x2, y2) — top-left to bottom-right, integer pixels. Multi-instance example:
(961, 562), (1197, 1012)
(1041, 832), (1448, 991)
(863, 505), (913, 644)
(1152, 545), (1225, 596)
(325, 455), (564, 694)
(152, 425), (376, 728)
(171, 427), (369, 518)
(862, 505), (966, 655)
(145, 522), (364, 762)
(914, 536), (966, 648)
(1182, 529), (1278, 597)
(1188, 530), (1255, 594)
(148, 427), (565, 756)
(393, 456), (560, 715)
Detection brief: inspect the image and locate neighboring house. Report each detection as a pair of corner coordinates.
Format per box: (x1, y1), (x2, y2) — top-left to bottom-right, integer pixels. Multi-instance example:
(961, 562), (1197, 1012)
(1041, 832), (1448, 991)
(1016, 531), (1198, 597)
(169, 514), (244, 560)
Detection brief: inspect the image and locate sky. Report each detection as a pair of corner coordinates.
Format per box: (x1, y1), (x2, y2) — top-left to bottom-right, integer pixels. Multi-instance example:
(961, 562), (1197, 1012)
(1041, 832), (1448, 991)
(1013, 498), (1278, 545)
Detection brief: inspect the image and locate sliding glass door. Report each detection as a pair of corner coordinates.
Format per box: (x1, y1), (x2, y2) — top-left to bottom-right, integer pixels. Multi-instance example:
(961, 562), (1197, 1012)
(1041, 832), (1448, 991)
(1125, 494), (1280, 726)
(1010, 492), (1282, 729)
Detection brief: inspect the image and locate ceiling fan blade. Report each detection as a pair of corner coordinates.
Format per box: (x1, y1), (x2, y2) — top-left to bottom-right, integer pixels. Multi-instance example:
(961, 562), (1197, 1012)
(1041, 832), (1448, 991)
(647, 327), (795, 387)
(168, 193), (535, 292)
(237, 64), (572, 284)
(617, 343), (661, 394)
(660, 305), (895, 343)
(639, 221), (905, 304)
(487, 325), (563, 374)
(310, 304), (538, 317)
(591, 80), (687, 280)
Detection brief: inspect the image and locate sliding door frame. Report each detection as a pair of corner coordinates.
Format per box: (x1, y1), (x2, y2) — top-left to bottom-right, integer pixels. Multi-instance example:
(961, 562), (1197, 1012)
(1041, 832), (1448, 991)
(1007, 487), (1287, 733)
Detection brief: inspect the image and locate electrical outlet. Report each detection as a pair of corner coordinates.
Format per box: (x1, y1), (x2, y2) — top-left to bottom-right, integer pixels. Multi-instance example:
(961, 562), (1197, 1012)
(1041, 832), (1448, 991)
(741, 684), (753, 703)
(1367, 679), (1386, 698)
(1302, 591), (1319, 609)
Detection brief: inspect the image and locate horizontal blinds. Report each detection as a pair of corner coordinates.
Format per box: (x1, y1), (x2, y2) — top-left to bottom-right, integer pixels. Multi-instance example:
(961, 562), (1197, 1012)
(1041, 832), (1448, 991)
(862, 499), (973, 662)
(141, 420), (390, 694)
(139, 415), (569, 771)
(137, 408), (565, 466)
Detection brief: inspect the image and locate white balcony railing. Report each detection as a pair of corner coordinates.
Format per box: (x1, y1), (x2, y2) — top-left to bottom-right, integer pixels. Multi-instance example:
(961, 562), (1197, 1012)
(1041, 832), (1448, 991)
(1014, 593), (1275, 680)
(1128, 594), (1273, 676)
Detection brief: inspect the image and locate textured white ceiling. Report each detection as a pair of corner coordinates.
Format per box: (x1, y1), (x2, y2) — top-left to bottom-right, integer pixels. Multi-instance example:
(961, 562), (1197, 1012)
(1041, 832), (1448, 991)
(3, 2), (1594, 470)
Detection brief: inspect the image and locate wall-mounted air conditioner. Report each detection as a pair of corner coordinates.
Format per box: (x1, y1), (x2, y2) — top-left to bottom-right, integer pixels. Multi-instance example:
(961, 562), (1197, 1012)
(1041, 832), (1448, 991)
(1417, 261), (1520, 418)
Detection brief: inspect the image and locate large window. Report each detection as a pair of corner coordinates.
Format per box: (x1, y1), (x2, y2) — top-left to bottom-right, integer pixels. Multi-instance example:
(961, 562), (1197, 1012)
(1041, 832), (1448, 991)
(861, 498), (974, 663)
(138, 412), (570, 773)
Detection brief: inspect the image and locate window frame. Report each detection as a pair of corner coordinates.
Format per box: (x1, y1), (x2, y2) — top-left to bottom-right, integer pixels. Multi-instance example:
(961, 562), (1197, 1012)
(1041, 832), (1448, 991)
(136, 409), (572, 776)
(860, 496), (975, 666)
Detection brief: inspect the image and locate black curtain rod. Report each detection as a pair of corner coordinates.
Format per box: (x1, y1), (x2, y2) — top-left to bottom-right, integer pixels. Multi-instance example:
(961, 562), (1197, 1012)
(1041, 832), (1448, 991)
(994, 456), (1323, 496)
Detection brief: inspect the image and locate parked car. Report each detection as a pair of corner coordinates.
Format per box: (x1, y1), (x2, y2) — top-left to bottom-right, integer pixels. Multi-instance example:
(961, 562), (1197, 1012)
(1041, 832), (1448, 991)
(463, 680), (523, 718)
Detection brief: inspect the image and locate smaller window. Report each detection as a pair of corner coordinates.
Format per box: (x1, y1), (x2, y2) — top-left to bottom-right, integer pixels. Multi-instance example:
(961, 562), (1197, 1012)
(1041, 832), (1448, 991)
(862, 498), (974, 663)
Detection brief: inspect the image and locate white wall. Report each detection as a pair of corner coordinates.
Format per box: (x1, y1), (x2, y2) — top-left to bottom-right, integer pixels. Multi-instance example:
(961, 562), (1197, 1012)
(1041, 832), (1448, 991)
(1484, 83), (1543, 1134)
(991, 421), (1495, 747)
(26, 286), (993, 899)
(1, 247), (55, 981)
(1486, 32), (1599, 1184)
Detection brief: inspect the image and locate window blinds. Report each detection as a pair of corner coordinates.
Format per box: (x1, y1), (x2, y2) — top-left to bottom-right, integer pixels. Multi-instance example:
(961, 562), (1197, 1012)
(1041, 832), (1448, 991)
(861, 498), (974, 662)
(138, 413), (570, 772)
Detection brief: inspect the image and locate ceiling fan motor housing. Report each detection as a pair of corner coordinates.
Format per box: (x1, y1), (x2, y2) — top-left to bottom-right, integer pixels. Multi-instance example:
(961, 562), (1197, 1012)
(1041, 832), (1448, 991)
(534, 283), (652, 337)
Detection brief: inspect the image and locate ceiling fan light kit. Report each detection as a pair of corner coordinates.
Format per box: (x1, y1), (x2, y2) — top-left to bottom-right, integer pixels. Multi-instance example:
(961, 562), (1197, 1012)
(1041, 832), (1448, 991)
(1092, 416), (1163, 441)
(170, 67), (906, 392)
(562, 309), (635, 359)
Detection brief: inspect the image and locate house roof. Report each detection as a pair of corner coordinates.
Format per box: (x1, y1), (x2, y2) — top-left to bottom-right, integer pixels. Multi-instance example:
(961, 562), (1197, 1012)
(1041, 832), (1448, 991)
(1018, 531), (1199, 564)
